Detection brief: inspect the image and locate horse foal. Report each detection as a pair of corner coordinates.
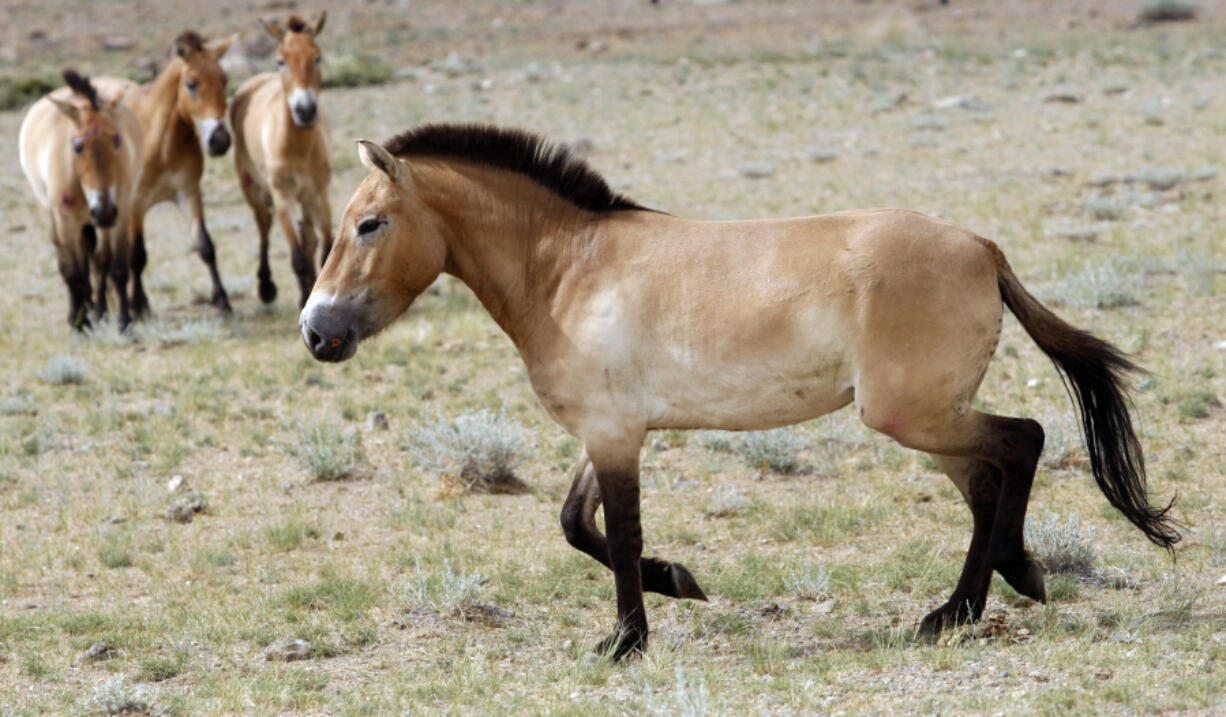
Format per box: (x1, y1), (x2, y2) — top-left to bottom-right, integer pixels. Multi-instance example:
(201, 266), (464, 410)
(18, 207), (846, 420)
(19, 70), (142, 330)
(231, 12), (332, 307)
(94, 30), (237, 318)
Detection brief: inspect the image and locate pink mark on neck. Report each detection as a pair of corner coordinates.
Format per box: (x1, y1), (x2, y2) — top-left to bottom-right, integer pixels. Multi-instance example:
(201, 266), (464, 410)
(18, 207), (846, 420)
(62, 193), (79, 208)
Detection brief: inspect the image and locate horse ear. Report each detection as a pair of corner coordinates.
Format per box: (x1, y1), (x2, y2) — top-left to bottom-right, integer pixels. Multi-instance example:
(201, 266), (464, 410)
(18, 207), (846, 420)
(261, 19), (286, 42)
(106, 88), (127, 112)
(308, 11), (327, 37)
(206, 33), (239, 61)
(356, 139), (402, 183)
(48, 97), (81, 124)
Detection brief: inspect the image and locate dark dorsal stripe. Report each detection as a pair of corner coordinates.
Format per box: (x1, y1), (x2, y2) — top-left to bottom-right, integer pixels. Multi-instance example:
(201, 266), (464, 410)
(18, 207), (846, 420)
(62, 69), (99, 110)
(382, 123), (647, 213)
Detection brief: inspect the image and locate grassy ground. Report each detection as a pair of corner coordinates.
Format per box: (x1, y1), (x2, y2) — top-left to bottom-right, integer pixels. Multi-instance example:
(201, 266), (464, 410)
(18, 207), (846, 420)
(2, 1), (1226, 714)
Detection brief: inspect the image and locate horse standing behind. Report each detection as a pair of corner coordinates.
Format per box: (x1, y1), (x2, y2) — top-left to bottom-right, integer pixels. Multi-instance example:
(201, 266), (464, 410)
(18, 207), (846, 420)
(93, 31), (237, 318)
(18, 70), (143, 330)
(230, 12), (332, 307)
(300, 125), (1180, 660)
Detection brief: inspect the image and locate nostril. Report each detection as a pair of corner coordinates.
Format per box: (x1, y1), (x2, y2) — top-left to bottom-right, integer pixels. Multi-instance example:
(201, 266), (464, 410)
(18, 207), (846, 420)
(307, 328), (324, 351)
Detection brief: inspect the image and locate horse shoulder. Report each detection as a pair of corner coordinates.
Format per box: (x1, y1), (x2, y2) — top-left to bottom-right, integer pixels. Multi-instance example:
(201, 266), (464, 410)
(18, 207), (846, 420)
(18, 99), (75, 209)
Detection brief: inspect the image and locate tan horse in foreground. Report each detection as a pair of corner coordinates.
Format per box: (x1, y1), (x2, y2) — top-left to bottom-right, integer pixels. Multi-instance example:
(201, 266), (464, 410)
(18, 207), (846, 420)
(94, 30), (237, 318)
(18, 70), (143, 330)
(299, 125), (1180, 659)
(231, 12), (333, 307)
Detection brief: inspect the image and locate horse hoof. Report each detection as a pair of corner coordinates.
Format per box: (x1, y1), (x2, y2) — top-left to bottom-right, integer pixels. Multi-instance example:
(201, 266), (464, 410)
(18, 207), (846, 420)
(998, 557), (1047, 604)
(214, 293), (233, 314)
(259, 280), (277, 304)
(593, 629), (647, 662)
(669, 563), (709, 602)
(919, 601), (975, 634)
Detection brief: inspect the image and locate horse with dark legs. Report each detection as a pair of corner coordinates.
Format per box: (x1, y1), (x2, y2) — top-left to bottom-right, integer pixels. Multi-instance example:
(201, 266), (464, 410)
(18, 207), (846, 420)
(93, 31), (237, 318)
(299, 124), (1180, 660)
(231, 11), (333, 308)
(19, 69), (143, 331)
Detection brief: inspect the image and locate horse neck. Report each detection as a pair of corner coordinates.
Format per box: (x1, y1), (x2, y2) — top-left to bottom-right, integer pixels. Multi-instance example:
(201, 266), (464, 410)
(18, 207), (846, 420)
(415, 162), (594, 348)
(140, 61), (193, 142)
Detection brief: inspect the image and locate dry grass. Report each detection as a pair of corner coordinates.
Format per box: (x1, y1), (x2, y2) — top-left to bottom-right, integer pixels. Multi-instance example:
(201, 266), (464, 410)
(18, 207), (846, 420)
(2, 1), (1226, 714)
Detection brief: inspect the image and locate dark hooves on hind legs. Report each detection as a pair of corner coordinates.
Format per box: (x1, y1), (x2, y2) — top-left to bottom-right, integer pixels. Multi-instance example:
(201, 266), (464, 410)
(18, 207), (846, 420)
(997, 557), (1047, 604)
(593, 628), (647, 662)
(919, 601), (978, 635)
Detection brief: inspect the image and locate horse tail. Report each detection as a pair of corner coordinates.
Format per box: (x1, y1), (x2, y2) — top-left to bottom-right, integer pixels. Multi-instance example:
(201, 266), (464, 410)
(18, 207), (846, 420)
(981, 238), (1181, 550)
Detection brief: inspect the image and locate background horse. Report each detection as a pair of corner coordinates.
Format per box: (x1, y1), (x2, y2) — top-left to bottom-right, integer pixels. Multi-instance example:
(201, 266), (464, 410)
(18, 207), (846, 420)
(299, 125), (1180, 660)
(18, 69), (143, 330)
(94, 30), (237, 318)
(230, 12), (333, 307)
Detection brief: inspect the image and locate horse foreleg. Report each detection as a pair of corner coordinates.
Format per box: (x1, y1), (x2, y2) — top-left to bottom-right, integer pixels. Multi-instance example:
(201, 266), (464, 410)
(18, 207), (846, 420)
(107, 227), (133, 332)
(86, 224), (109, 321)
(54, 219), (91, 331)
(272, 191), (315, 308)
(186, 191), (231, 313)
(561, 454), (708, 601)
(586, 443), (649, 660)
(305, 192), (333, 269)
(129, 212), (150, 319)
(241, 178), (276, 304)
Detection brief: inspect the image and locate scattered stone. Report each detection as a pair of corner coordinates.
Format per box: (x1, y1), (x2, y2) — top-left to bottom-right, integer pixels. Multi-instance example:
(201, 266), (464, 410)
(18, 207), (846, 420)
(521, 61), (545, 83)
(1217, 574), (1226, 585)
(168, 497), (207, 524)
(102, 36), (134, 52)
(756, 602), (789, 620)
(262, 638), (311, 661)
(739, 162), (774, 179)
(1094, 566), (1139, 590)
(167, 475), (187, 493)
(1085, 196), (1127, 221)
(805, 145), (840, 163)
(366, 412), (389, 431)
(1026, 378), (1044, 388)
(470, 77), (495, 92)
(81, 642), (118, 663)
(1134, 167), (1185, 190)
(932, 94), (992, 112)
(438, 52), (468, 77)
(1043, 89), (1082, 103)
(455, 603), (514, 626)
(1053, 225), (1106, 242)
(1192, 165), (1220, 182)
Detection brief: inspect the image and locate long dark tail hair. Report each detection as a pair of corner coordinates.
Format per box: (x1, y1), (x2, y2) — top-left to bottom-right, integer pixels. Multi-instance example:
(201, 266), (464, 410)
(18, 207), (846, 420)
(983, 238), (1182, 550)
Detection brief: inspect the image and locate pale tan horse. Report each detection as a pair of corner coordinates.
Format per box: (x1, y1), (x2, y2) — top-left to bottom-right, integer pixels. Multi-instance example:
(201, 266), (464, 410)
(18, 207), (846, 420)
(93, 30), (237, 317)
(230, 12), (333, 307)
(299, 125), (1180, 659)
(19, 70), (143, 330)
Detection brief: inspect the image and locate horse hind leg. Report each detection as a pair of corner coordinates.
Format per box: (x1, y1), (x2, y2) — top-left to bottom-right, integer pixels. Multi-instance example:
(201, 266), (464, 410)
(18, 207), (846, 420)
(560, 455), (708, 601)
(920, 454), (1000, 633)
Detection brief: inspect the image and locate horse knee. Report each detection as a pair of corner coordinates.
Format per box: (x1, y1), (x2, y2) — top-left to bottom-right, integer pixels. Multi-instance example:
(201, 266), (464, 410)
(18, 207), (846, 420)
(560, 501), (587, 548)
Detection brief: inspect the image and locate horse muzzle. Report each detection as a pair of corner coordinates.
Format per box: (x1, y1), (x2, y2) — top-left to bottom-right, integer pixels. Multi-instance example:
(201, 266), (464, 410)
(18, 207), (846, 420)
(289, 89), (319, 129)
(299, 293), (360, 362)
(207, 124), (231, 157)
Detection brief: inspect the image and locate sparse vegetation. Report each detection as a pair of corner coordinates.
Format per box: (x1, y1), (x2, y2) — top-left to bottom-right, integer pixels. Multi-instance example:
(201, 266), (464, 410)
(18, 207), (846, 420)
(403, 558), (488, 616)
(288, 420), (365, 481)
(41, 355), (87, 385)
(732, 428), (806, 474)
(322, 53), (393, 89)
(1025, 512), (1098, 575)
(1138, 0), (1198, 24)
(409, 408), (532, 493)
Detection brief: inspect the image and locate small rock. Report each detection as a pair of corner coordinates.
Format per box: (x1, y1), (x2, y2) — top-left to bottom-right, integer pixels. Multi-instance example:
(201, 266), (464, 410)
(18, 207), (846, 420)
(262, 638), (311, 661)
(651, 439), (668, 452)
(1026, 378), (1043, 388)
(1043, 89), (1082, 104)
(438, 52), (468, 77)
(81, 642), (117, 662)
(366, 412), (389, 431)
(168, 497), (207, 524)
(1095, 566), (1139, 590)
(167, 475), (187, 493)
(102, 36), (133, 52)
(455, 603), (514, 626)
(805, 145), (840, 163)
(521, 61), (545, 83)
(739, 162), (774, 179)
(1217, 574), (1226, 586)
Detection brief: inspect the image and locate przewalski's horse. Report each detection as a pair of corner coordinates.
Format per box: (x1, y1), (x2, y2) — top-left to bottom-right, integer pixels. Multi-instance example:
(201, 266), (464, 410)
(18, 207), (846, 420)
(299, 125), (1180, 660)
(18, 69), (143, 330)
(93, 30), (237, 318)
(230, 12), (333, 307)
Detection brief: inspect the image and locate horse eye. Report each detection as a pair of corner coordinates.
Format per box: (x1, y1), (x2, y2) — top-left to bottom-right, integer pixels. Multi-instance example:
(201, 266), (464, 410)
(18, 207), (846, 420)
(276, 57), (286, 69)
(357, 218), (384, 236)
(113, 134), (121, 149)
(185, 78), (199, 93)
(314, 55), (322, 66)
(71, 137), (85, 155)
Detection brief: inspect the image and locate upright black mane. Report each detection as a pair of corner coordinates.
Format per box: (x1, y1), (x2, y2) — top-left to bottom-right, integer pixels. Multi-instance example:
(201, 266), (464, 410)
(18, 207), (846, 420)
(382, 124), (647, 213)
(62, 69), (99, 110)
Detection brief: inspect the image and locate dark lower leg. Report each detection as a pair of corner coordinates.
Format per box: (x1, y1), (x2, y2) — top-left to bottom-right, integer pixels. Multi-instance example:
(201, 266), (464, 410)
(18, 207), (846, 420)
(60, 258), (91, 331)
(985, 417), (1047, 603)
(560, 459), (707, 601)
(592, 467), (647, 660)
(290, 244), (316, 309)
(197, 221), (231, 313)
(131, 230), (149, 318)
(922, 457), (1000, 632)
(256, 213), (276, 304)
(110, 248), (132, 331)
